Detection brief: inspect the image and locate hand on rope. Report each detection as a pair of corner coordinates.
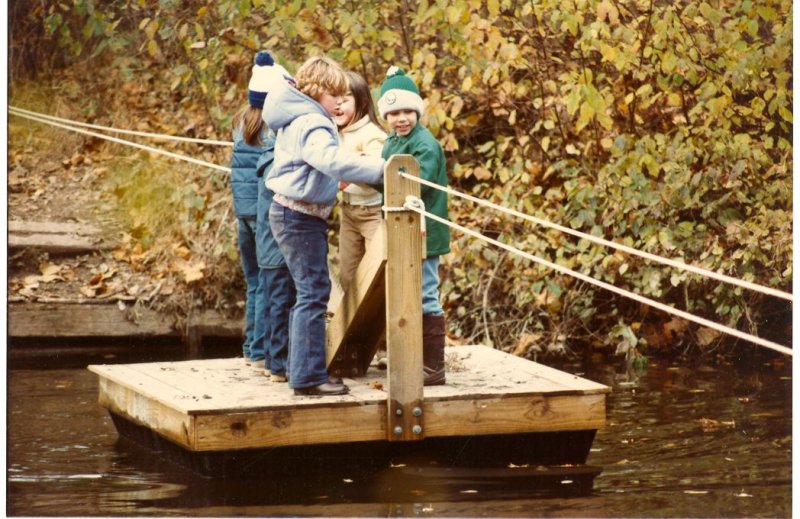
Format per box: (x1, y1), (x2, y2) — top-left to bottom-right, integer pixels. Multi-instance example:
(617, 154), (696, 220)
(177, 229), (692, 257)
(404, 196), (426, 238)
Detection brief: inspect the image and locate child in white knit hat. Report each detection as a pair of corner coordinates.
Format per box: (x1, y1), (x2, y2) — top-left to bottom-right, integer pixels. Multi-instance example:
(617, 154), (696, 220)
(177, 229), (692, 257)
(379, 66), (451, 386)
(230, 51), (282, 369)
(231, 51), (296, 382)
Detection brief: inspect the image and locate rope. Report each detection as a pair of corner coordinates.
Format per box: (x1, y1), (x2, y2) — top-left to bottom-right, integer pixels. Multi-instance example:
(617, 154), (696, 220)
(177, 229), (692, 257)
(10, 109), (231, 173)
(383, 195), (427, 236)
(9, 106), (233, 146)
(402, 204), (792, 357)
(12, 107), (788, 354)
(399, 172), (792, 302)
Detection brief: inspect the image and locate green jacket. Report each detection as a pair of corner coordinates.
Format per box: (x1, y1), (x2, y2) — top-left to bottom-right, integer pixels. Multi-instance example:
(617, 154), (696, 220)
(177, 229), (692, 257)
(382, 124), (451, 257)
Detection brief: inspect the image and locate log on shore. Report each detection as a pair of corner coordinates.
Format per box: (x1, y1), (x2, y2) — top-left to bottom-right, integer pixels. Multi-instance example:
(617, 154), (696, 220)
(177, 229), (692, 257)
(8, 220), (116, 254)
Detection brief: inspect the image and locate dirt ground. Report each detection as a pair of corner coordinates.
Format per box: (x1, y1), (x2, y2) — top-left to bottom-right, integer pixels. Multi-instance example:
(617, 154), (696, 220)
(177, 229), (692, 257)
(7, 135), (163, 307)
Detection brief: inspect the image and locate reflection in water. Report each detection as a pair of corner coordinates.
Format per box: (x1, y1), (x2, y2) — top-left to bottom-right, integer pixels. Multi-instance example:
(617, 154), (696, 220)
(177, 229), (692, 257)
(6, 353), (791, 517)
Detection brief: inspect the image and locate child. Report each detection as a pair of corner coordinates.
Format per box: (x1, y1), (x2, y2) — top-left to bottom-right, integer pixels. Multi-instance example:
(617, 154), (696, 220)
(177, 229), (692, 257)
(251, 52), (297, 383)
(255, 151), (296, 383)
(230, 51), (279, 367)
(378, 66), (451, 385)
(263, 56), (385, 396)
(333, 71), (387, 289)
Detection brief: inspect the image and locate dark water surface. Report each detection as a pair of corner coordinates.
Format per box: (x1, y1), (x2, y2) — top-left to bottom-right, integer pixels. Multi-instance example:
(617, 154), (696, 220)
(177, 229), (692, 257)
(7, 350), (791, 517)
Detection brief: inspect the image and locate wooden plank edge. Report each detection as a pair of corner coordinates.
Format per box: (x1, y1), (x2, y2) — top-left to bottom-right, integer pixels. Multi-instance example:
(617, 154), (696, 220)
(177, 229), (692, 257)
(8, 233), (115, 251)
(423, 393), (607, 438)
(9, 303), (177, 338)
(89, 364), (200, 415)
(185, 392), (605, 452)
(192, 402), (387, 451)
(96, 375), (195, 450)
(8, 220), (103, 235)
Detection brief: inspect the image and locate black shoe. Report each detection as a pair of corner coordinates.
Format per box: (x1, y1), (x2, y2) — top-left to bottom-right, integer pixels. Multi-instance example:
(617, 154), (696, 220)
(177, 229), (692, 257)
(294, 381), (349, 396)
(423, 366), (446, 386)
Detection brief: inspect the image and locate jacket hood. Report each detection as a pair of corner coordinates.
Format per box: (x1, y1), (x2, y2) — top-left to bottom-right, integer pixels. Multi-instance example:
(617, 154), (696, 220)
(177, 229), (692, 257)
(262, 83), (330, 131)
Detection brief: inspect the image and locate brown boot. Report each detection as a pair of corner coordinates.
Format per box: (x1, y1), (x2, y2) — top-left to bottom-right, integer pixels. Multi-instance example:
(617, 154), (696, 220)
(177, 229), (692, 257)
(422, 314), (446, 386)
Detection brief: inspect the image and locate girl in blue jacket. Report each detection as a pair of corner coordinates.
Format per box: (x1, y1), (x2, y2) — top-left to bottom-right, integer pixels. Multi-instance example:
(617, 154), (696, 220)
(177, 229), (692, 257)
(230, 52), (291, 367)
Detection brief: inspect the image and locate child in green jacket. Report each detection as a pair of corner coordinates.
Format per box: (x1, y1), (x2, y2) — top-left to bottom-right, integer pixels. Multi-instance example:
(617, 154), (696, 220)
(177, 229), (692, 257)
(378, 66), (450, 385)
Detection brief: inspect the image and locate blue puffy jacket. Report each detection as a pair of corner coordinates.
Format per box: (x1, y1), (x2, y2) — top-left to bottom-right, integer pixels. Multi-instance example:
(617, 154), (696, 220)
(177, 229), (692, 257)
(255, 137), (286, 268)
(230, 128), (270, 217)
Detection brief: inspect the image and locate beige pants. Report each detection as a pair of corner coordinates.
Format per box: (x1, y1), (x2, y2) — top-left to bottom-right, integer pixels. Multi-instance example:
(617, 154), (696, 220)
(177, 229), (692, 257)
(338, 203), (382, 289)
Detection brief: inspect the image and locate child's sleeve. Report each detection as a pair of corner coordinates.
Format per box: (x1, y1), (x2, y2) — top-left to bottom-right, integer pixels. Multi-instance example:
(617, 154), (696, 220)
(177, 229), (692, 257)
(348, 130), (386, 191)
(414, 143), (445, 195)
(301, 125), (385, 185)
(362, 132), (386, 157)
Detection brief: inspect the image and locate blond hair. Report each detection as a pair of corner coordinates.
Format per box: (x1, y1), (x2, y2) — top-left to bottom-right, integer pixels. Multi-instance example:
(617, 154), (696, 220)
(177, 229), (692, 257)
(295, 56), (347, 101)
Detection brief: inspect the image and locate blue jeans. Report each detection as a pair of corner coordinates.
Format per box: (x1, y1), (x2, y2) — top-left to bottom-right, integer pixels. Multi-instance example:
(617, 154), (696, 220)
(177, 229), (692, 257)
(422, 256), (444, 316)
(269, 203), (332, 389)
(237, 216), (261, 359)
(258, 265), (296, 376)
(252, 272), (269, 364)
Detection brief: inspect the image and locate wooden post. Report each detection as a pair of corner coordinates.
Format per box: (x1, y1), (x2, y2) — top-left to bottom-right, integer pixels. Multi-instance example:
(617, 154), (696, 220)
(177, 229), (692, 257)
(383, 155), (425, 441)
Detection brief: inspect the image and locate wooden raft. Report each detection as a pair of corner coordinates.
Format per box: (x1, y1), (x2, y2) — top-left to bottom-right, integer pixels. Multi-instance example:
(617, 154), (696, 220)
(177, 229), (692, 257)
(88, 345), (608, 452)
(88, 155), (610, 477)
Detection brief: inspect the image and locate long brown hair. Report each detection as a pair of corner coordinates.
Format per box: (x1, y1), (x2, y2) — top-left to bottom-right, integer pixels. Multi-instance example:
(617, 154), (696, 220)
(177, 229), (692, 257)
(345, 70), (383, 129)
(233, 105), (264, 146)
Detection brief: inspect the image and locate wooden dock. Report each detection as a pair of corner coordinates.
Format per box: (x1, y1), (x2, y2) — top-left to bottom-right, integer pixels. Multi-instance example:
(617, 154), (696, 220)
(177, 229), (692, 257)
(7, 219), (244, 358)
(8, 303), (243, 359)
(88, 156), (610, 487)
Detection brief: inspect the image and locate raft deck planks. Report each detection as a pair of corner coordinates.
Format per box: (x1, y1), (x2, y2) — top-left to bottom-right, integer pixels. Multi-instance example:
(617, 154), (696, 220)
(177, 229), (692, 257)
(89, 345), (609, 452)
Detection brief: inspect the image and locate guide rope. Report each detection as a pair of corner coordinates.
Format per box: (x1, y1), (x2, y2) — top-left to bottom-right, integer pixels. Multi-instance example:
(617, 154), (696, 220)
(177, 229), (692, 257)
(402, 203), (792, 357)
(398, 172), (792, 302)
(10, 109), (231, 173)
(12, 108), (789, 355)
(9, 106), (233, 146)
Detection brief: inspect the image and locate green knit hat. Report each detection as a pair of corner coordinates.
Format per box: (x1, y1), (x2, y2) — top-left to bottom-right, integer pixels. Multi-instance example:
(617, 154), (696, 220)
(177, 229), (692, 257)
(377, 67), (424, 118)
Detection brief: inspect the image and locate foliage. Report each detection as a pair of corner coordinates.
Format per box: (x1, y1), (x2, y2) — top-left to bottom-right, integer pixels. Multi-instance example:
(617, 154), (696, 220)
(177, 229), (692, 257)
(102, 152), (243, 318)
(9, 0), (792, 357)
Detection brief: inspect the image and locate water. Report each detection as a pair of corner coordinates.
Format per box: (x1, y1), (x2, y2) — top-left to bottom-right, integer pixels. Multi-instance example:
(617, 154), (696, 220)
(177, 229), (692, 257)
(6, 351), (791, 517)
